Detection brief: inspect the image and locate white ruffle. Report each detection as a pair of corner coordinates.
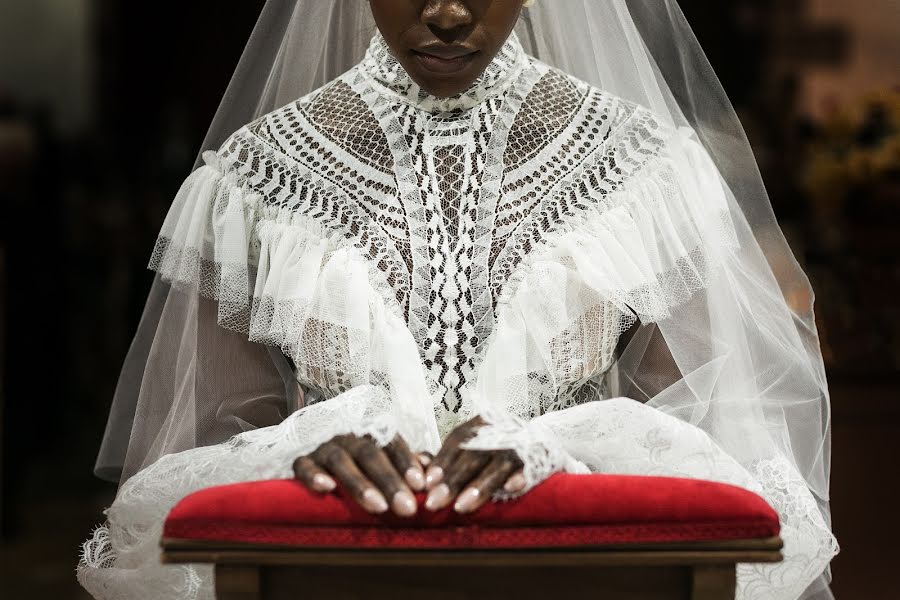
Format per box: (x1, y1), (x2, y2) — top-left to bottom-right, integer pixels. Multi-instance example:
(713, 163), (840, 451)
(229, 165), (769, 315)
(147, 150), (442, 454)
(151, 151), (366, 356)
(499, 130), (738, 324)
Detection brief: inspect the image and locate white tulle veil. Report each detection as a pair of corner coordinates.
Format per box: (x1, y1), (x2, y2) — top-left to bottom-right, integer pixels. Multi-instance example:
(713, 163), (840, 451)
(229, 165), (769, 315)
(92, 1), (834, 598)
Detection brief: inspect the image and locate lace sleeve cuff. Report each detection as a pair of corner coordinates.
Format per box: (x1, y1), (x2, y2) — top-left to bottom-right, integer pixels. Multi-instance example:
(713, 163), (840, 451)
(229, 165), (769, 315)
(459, 407), (590, 498)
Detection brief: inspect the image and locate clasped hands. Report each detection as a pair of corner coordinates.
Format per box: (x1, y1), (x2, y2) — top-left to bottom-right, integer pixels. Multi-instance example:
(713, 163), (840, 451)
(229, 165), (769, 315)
(293, 416), (526, 517)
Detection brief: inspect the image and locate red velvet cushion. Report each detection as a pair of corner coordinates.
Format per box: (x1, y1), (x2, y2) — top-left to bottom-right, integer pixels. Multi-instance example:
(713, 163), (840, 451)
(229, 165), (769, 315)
(163, 474), (779, 549)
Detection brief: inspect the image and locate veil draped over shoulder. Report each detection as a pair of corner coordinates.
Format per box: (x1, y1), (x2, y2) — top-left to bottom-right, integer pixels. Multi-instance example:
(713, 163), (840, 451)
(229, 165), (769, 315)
(80, 2), (837, 599)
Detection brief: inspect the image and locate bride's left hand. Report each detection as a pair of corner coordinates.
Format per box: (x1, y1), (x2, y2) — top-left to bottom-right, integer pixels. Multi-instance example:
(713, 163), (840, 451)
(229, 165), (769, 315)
(423, 416), (527, 514)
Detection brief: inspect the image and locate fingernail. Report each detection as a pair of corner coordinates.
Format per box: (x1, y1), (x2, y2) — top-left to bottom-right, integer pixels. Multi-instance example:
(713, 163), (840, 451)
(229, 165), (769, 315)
(504, 473), (527, 493)
(392, 490), (417, 517)
(312, 473), (336, 492)
(454, 487), (481, 514)
(406, 467), (425, 492)
(361, 488), (389, 514)
(425, 466), (444, 489)
(418, 453), (432, 466)
(425, 483), (451, 511)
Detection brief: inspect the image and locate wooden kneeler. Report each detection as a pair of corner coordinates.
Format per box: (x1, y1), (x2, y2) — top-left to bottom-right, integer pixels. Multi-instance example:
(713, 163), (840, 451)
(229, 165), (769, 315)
(160, 475), (783, 600)
(162, 539), (782, 599)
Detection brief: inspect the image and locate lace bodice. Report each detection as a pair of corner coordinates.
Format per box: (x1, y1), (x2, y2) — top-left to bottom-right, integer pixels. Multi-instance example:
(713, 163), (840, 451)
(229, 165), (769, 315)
(212, 31), (672, 435)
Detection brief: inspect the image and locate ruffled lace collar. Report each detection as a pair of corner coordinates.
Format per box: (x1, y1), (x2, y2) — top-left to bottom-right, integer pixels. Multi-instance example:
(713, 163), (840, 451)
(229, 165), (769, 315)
(359, 30), (527, 114)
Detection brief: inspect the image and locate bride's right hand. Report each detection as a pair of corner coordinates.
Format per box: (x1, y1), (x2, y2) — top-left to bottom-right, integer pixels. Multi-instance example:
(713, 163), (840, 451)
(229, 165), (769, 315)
(293, 433), (426, 517)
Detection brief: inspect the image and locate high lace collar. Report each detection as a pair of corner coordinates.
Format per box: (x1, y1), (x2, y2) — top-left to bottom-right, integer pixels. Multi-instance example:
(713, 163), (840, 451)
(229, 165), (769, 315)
(359, 30), (527, 114)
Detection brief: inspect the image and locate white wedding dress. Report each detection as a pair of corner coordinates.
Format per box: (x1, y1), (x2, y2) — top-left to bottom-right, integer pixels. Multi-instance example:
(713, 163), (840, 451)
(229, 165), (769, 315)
(78, 31), (837, 600)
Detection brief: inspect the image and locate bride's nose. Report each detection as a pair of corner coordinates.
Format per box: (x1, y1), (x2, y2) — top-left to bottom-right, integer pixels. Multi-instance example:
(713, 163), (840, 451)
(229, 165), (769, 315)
(422, 0), (474, 37)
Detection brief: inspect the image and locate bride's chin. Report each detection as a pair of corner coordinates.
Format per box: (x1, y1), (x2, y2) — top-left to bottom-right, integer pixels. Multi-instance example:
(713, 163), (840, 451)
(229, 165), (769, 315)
(408, 68), (483, 99)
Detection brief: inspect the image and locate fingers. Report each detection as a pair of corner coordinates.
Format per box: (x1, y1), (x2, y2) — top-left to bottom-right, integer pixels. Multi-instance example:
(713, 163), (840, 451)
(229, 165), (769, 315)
(345, 436), (417, 517)
(384, 435), (426, 492)
(503, 468), (527, 494)
(454, 452), (523, 514)
(297, 430), (516, 517)
(295, 434), (423, 517)
(425, 449), (491, 511)
(292, 455), (336, 493)
(424, 437), (460, 491)
(425, 416), (484, 490)
(312, 441), (389, 515)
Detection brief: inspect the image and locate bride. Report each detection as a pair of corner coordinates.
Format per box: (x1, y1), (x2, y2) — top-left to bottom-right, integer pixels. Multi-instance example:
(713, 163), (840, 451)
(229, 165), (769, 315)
(78, 1), (838, 599)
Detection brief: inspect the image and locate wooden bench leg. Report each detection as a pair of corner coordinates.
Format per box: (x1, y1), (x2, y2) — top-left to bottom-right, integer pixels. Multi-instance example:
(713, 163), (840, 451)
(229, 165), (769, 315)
(215, 565), (261, 600)
(691, 565), (737, 600)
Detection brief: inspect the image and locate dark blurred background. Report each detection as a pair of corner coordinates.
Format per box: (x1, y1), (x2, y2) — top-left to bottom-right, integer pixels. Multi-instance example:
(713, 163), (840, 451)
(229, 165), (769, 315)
(0, 1), (898, 598)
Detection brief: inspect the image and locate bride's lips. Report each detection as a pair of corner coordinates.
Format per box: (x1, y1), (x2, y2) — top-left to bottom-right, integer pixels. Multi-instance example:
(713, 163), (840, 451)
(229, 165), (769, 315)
(412, 47), (479, 74)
